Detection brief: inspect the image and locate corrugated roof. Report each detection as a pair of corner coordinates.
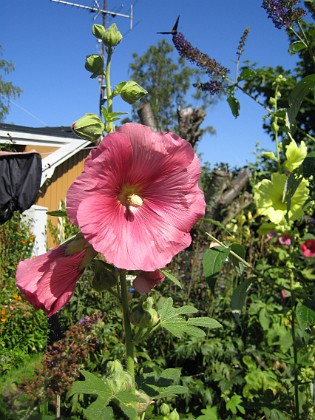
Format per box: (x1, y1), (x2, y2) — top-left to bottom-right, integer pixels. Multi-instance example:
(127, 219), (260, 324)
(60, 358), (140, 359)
(0, 123), (79, 139)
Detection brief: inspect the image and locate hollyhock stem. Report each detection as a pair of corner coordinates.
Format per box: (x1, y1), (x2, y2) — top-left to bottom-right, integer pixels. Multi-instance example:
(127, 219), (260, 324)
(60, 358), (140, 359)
(105, 46), (113, 132)
(119, 269), (135, 393)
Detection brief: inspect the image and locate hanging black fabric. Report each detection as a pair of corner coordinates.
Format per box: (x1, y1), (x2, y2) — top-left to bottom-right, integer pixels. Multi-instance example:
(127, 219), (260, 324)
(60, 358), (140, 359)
(0, 152), (42, 224)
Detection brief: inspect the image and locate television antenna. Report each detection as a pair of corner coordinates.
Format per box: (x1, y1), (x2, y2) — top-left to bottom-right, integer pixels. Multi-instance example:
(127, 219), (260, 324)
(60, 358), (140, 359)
(51, 0), (133, 30)
(51, 0), (133, 114)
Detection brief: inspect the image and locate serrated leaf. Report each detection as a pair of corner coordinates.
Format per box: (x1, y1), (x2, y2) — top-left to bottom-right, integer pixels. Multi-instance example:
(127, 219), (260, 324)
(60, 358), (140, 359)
(68, 370), (112, 403)
(158, 298), (210, 338)
(203, 246), (229, 278)
(227, 95), (240, 118)
(153, 385), (187, 399)
(296, 301), (315, 329)
(159, 368), (181, 381)
(197, 405), (218, 420)
(160, 269), (182, 288)
(84, 400), (114, 420)
(137, 368), (187, 400)
(46, 210), (67, 217)
(288, 74), (315, 124)
(187, 317), (222, 329)
(115, 391), (139, 418)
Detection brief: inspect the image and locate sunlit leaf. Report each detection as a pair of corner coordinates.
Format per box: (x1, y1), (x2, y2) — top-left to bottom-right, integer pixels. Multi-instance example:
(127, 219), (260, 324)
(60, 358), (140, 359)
(296, 301), (315, 329)
(160, 269), (182, 288)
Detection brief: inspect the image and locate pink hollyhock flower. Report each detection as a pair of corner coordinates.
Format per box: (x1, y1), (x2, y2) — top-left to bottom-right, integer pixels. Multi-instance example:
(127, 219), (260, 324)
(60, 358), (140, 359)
(300, 239), (315, 258)
(16, 234), (97, 316)
(278, 233), (291, 246)
(66, 123), (205, 271)
(281, 289), (290, 299)
(133, 270), (165, 294)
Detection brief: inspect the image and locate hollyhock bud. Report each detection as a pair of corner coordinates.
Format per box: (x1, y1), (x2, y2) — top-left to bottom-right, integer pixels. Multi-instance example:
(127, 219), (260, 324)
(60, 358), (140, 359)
(93, 23), (122, 47)
(72, 113), (104, 144)
(130, 297), (159, 328)
(106, 360), (133, 393)
(118, 81), (148, 104)
(89, 259), (117, 292)
(85, 54), (104, 78)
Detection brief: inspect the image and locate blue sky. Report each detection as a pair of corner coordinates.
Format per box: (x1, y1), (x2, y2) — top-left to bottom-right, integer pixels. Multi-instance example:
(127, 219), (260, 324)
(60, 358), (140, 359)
(1, 0), (298, 166)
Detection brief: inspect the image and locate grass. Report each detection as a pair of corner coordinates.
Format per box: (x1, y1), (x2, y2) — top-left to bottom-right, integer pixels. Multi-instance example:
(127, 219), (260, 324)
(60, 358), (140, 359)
(0, 352), (42, 393)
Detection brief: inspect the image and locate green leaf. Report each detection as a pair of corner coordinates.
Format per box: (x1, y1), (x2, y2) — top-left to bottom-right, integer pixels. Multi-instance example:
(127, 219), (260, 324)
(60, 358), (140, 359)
(231, 278), (253, 317)
(46, 210), (67, 217)
(158, 298), (220, 338)
(114, 391), (139, 419)
(288, 74), (315, 124)
(137, 368), (187, 400)
(186, 317), (222, 330)
(296, 300), (315, 329)
(68, 370), (112, 403)
(160, 269), (182, 288)
(227, 95), (240, 118)
(288, 40), (307, 55)
(229, 243), (246, 275)
(226, 394), (245, 415)
(203, 246), (229, 278)
(197, 405), (218, 420)
(84, 401), (114, 420)
(239, 68), (256, 80)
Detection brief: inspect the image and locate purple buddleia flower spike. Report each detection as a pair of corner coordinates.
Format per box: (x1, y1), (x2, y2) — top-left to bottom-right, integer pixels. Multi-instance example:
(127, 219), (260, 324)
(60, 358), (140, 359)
(236, 27), (250, 60)
(172, 32), (229, 94)
(262, 0), (305, 29)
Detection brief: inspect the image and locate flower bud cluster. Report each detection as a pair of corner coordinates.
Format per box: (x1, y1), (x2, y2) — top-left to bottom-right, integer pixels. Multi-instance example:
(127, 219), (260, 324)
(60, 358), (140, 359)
(172, 32), (229, 94)
(262, 0), (305, 29)
(236, 27), (250, 60)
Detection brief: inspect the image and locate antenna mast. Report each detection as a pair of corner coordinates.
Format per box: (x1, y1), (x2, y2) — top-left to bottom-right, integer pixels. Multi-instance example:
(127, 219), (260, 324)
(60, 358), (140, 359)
(51, 0), (133, 114)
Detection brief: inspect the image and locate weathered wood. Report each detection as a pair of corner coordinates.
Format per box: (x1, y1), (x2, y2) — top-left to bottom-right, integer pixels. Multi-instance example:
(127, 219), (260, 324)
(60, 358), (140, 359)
(177, 107), (206, 148)
(137, 103), (158, 131)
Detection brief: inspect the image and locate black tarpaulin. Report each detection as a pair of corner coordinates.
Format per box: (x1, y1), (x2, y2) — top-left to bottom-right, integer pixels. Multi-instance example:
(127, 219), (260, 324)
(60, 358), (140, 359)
(0, 152), (42, 224)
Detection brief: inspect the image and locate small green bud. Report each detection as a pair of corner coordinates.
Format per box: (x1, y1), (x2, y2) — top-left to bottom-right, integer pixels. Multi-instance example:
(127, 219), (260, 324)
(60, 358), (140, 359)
(72, 113), (104, 144)
(130, 297), (159, 328)
(106, 360), (133, 393)
(169, 409), (180, 420)
(269, 97), (276, 106)
(119, 81), (148, 104)
(272, 121), (279, 132)
(93, 23), (123, 47)
(89, 259), (117, 292)
(92, 24), (106, 41)
(160, 403), (171, 416)
(85, 54), (104, 78)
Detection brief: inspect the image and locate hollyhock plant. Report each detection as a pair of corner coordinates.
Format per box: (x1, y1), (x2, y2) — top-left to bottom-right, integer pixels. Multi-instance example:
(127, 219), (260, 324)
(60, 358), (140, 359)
(254, 173), (309, 226)
(16, 234), (97, 316)
(66, 123), (206, 272)
(300, 239), (315, 258)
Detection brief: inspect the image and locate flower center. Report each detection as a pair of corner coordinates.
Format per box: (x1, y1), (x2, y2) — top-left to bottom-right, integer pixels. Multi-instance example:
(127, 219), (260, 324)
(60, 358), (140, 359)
(118, 185), (143, 209)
